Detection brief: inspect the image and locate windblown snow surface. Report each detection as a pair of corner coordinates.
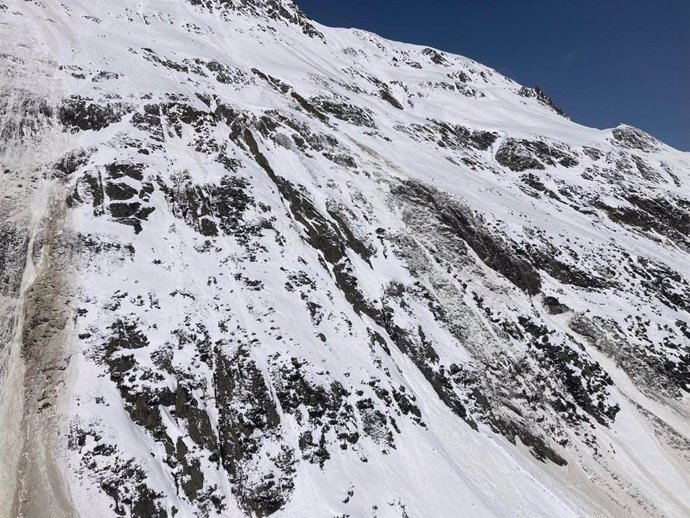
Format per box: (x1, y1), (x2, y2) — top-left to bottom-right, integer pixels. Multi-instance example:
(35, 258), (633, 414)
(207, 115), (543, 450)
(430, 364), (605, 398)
(0, 1), (689, 517)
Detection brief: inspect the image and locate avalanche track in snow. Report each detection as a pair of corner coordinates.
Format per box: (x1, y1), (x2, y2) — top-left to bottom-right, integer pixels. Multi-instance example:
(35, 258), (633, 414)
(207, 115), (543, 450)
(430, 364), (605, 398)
(0, 1), (689, 517)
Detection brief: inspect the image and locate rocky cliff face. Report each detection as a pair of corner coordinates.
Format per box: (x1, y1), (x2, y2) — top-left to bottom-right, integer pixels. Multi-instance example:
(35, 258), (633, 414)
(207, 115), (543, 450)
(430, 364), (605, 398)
(1, 1), (689, 517)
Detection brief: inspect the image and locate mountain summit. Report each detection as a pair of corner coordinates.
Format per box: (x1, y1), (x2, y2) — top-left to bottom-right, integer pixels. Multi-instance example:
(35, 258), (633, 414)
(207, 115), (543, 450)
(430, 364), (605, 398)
(0, 1), (689, 517)
(190, 0), (323, 36)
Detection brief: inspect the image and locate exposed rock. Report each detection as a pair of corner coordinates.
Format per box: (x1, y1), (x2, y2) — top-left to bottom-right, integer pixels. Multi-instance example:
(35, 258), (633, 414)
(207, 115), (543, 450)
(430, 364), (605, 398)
(496, 138), (578, 172)
(518, 86), (569, 118)
(543, 296), (570, 315)
(611, 125), (660, 152)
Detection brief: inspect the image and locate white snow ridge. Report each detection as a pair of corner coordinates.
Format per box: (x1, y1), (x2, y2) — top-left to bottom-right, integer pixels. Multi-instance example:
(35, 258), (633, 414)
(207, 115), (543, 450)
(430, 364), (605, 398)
(0, 1), (688, 517)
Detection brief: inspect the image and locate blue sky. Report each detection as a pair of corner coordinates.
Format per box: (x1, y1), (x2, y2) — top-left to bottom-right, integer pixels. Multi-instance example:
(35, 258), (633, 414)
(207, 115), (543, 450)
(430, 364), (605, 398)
(297, 0), (689, 150)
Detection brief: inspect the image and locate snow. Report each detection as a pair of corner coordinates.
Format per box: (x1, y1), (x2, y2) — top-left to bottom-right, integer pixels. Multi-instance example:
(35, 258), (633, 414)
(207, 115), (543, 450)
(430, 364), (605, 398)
(1, 0), (689, 517)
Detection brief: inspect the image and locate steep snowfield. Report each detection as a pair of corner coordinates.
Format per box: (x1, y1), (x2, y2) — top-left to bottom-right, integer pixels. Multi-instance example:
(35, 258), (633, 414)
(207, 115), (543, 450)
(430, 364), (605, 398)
(1, 1), (689, 517)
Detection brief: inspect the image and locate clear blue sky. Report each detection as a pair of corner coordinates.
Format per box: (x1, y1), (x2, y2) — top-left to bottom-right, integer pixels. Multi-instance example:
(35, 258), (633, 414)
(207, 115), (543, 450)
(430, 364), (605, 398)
(297, 0), (689, 151)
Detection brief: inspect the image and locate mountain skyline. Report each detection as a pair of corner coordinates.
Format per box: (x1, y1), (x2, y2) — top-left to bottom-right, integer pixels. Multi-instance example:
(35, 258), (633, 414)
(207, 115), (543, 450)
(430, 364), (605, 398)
(298, 0), (690, 151)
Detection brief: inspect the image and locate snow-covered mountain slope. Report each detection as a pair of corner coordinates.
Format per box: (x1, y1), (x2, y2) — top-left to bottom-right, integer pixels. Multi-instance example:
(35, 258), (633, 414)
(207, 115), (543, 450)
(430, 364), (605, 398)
(1, 1), (689, 517)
